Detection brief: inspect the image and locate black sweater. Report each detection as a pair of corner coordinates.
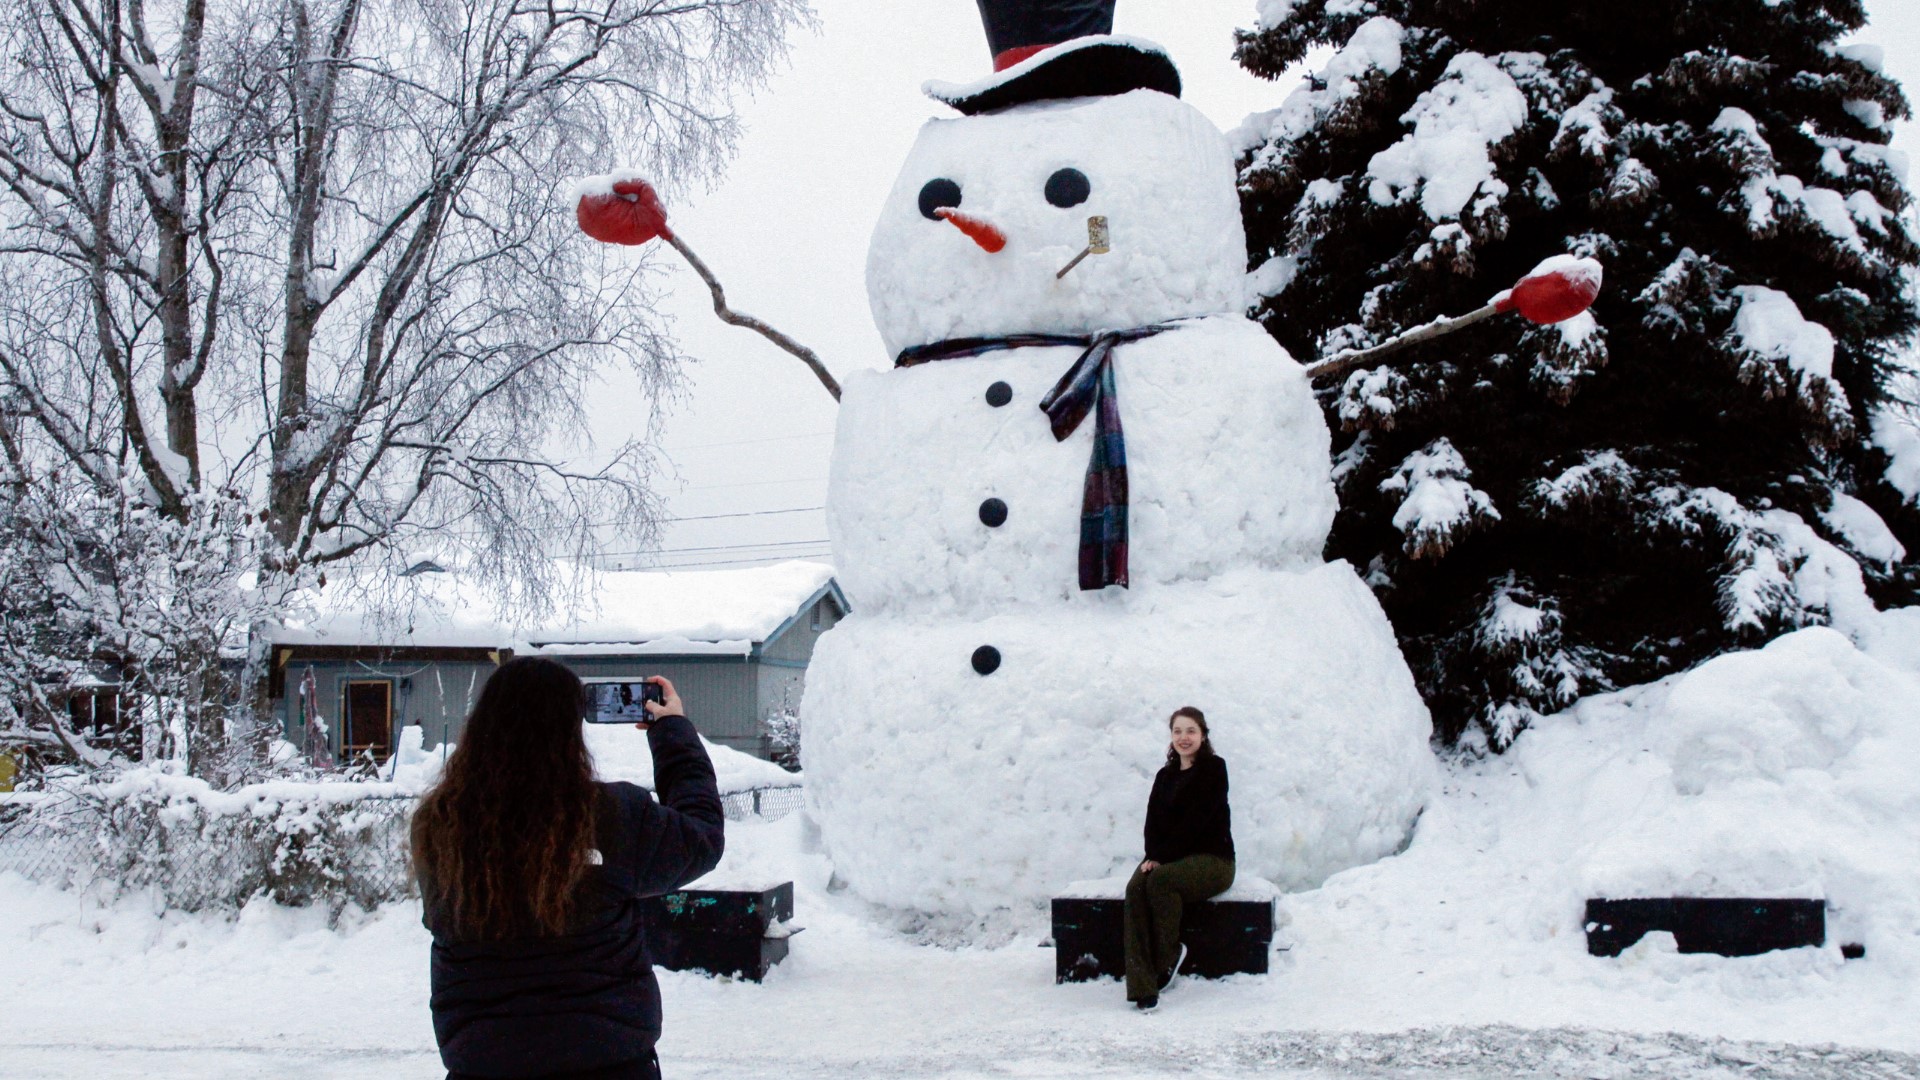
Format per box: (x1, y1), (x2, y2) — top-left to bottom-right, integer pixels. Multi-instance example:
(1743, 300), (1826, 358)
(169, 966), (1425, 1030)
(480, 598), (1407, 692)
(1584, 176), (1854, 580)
(422, 714), (724, 1077)
(1143, 754), (1234, 864)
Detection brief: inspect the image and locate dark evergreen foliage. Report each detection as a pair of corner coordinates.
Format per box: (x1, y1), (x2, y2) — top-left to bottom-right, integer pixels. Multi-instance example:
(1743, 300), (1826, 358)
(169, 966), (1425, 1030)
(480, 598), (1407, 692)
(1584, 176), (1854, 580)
(1234, 0), (1919, 747)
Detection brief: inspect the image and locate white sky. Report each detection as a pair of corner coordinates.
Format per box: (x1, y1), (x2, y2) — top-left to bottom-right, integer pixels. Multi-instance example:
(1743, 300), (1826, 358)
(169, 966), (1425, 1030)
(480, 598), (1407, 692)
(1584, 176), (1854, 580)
(587, 0), (1920, 572)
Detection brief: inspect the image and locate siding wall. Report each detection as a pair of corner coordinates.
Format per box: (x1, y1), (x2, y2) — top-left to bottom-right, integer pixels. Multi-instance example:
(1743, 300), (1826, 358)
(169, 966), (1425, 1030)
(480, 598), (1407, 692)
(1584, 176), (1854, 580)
(273, 658), (496, 757)
(269, 584), (847, 765)
(559, 655), (759, 755)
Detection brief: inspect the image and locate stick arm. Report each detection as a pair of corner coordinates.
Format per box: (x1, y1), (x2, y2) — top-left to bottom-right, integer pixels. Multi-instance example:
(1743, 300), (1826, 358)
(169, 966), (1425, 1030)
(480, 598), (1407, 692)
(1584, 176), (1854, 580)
(1303, 302), (1502, 387)
(665, 233), (842, 402)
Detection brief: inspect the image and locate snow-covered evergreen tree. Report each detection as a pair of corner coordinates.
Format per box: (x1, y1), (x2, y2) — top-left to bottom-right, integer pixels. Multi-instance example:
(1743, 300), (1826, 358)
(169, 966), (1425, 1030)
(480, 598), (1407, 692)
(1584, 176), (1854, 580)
(1234, 0), (1919, 747)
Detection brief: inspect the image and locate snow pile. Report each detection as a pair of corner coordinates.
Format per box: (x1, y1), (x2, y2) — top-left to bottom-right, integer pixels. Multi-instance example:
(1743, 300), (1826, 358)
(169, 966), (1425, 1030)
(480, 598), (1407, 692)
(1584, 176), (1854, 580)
(1335, 614), (1920, 962)
(866, 91), (1247, 358)
(274, 560), (835, 653)
(1560, 624), (1919, 918)
(385, 723), (796, 796)
(583, 722), (797, 795)
(1366, 51), (1530, 222)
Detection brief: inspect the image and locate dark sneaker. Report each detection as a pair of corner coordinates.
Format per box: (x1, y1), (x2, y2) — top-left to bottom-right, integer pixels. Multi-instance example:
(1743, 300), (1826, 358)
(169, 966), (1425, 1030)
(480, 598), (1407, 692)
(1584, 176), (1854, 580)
(1134, 995), (1159, 1012)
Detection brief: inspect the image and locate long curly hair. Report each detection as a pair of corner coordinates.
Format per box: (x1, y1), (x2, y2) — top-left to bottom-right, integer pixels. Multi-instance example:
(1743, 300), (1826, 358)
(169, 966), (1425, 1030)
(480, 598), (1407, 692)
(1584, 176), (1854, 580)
(1165, 705), (1216, 765)
(410, 657), (599, 940)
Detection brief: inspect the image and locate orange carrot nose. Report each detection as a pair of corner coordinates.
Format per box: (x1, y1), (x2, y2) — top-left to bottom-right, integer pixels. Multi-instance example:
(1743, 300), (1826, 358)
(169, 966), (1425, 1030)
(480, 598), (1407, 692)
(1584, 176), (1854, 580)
(934, 207), (1007, 253)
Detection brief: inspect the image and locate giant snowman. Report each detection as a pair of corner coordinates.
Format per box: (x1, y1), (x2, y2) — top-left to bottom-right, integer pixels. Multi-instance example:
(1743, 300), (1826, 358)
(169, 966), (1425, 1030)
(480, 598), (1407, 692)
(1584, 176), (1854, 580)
(801, 0), (1435, 920)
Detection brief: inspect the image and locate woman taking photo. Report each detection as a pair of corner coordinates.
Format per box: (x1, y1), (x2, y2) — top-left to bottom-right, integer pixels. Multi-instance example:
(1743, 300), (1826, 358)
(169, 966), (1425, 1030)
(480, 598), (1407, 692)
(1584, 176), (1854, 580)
(412, 657), (723, 1079)
(1125, 705), (1235, 1011)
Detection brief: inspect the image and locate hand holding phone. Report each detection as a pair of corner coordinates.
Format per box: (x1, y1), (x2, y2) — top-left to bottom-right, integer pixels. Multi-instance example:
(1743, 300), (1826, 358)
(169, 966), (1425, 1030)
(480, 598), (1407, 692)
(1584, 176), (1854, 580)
(585, 680), (667, 725)
(641, 676), (682, 725)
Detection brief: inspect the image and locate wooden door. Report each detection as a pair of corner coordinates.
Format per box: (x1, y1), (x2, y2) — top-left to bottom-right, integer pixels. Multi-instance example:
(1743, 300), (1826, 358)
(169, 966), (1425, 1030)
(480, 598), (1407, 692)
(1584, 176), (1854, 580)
(342, 680), (394, 762)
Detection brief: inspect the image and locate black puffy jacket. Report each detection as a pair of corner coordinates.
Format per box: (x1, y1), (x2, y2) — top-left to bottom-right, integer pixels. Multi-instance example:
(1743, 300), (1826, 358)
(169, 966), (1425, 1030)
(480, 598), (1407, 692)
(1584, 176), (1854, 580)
(422, 714), (724, 1077)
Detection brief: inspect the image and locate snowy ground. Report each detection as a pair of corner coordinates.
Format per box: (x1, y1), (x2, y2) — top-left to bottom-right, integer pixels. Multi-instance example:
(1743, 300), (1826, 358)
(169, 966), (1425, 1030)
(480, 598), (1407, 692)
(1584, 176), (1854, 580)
(5, 807), (1916, 1079)
(6, 621), (1917, 1078)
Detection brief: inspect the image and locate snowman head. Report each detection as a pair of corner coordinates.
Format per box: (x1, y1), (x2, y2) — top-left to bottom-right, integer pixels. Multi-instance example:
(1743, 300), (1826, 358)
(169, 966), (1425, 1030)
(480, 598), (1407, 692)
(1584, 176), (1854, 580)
(867, 89), (1248, 359)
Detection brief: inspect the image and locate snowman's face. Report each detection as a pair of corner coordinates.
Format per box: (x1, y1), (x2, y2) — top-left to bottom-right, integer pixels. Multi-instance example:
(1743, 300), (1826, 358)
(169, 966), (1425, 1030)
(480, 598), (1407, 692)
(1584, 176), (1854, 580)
(867, 90), (1248, 359)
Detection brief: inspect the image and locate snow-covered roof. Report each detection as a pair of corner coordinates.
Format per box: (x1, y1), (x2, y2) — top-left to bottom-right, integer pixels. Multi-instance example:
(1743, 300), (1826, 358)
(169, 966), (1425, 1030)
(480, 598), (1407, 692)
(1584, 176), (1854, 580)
(269, 560), (840, 656)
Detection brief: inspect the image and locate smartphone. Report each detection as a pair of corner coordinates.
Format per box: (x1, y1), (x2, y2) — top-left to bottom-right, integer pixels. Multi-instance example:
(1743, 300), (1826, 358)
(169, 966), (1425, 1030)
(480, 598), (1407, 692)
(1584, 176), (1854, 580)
(584, 680), (665, 724)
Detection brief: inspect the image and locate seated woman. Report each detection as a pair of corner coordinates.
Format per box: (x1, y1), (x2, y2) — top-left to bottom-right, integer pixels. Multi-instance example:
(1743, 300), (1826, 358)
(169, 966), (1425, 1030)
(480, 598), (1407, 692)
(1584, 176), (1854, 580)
(1125, 706), (1235, 1011)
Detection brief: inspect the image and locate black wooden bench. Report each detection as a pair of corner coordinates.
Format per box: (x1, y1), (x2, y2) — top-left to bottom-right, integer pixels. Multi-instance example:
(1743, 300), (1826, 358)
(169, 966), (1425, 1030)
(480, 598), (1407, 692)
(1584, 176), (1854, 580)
(1052, 877), (1278, 983)
(1584, 897), (1840, 958)
(640, 880), (796, 981)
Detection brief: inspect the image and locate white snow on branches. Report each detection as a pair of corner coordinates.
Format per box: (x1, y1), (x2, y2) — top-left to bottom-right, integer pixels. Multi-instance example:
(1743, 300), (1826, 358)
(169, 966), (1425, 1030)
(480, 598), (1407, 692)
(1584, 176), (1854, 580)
(1366, 52), (1530, 223)
(1532, 450), (1635, 510)
(1234, 17), (1405, 152)
(1652, 486), (1877, 635)
(1552, 89), (1616, 163)
(1727, 285), (1846, 411)
(1821, 493), (1906, 566)
(1479, 585), (1551, 651)
(1253, 0), (1300, 28)
(1872, 409), (1920, 503)
(1379, 438), (1501, 559)
(1713, 108), (1885, 251)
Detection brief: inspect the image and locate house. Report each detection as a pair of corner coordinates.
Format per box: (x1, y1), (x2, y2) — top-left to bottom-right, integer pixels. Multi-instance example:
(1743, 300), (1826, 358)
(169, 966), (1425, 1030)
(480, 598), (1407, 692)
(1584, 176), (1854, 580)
(263, 561), (845, 763)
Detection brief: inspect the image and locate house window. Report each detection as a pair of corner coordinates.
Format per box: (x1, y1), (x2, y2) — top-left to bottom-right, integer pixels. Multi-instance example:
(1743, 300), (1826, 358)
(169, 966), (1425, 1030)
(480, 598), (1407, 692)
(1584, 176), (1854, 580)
(66, 689), (133, 751)
(810, 601), (824, 631)
(341, 680), (394, 763)
(67, 690), (119, 733)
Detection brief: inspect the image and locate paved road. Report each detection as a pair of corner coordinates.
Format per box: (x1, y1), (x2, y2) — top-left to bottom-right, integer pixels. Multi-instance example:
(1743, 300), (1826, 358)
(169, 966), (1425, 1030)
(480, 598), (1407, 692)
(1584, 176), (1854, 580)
(7, 1025), (1915, 1079)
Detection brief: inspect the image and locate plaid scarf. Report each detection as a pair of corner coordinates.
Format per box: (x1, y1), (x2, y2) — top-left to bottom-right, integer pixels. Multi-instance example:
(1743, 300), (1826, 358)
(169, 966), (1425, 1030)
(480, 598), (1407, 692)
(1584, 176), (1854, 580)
(896, 323), (1179, 591)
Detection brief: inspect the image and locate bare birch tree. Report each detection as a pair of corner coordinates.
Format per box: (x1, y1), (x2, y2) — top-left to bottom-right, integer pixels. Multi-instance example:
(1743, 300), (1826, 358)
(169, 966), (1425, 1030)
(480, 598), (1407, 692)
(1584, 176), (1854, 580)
(0, 0), (809, 777)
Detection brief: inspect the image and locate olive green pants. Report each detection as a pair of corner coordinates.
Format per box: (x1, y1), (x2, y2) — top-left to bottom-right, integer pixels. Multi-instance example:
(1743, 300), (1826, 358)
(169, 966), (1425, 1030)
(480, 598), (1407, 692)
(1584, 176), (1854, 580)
(1123, 854), (1235, 1001)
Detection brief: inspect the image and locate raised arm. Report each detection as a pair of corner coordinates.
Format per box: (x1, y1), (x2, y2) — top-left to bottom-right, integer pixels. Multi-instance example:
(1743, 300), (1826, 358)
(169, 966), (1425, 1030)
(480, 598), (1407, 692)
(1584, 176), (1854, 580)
(623, 711), (726, 896)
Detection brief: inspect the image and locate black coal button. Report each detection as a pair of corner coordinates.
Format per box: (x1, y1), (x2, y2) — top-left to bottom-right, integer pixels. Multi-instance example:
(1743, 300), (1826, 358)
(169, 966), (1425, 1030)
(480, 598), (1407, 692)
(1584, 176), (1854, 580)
(978, 498), (1008, 527)
(985, 381), (1013, 407)
(970, 645), (1001, 675)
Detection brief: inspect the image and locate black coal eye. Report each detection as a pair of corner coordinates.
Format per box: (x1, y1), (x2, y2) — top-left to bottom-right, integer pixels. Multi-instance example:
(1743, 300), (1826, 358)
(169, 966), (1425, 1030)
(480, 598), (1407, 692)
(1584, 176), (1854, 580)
(1045, 168), (1090, 208)
(919, 178), (962, 220)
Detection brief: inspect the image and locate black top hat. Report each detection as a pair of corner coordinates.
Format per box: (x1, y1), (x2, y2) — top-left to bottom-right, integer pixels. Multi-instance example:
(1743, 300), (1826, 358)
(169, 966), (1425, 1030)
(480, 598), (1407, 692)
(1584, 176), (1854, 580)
(925, 0), (1181, 116)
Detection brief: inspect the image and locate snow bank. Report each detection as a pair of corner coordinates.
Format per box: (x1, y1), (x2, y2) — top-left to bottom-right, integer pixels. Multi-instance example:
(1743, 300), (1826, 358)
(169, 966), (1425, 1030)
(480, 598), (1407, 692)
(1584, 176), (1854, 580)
(386, 722), (797, 796)
(1309, 612), (1920, 961)
(583, 722), (798, 795)
(866, 90), (1247, 359)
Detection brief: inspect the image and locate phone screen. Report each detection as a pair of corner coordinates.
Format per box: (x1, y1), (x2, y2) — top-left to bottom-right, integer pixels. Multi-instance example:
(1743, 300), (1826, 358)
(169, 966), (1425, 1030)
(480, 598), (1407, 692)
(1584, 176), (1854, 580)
(584, 681), (661, 724)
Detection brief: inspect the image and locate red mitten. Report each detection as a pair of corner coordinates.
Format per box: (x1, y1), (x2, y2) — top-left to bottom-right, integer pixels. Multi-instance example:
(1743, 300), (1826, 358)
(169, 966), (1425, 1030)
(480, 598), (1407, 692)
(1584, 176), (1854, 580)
(577, 177), (673, 246)
(1496, 256), (1603, 325)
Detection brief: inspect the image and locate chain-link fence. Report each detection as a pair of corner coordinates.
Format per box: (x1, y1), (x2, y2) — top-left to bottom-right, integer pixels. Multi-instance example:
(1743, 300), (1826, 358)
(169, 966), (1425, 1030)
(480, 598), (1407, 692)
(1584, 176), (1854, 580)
(0, 781), (803, 916)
